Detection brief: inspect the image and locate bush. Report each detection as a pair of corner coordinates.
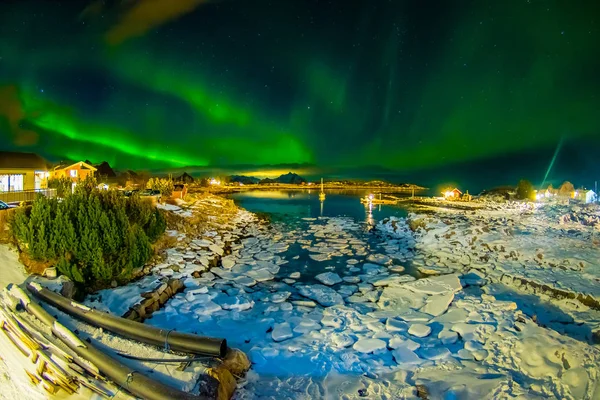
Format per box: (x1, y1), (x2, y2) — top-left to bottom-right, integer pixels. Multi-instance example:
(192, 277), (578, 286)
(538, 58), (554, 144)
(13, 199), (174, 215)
(10, 181), (166, 289)
(516, 180), (535, 200)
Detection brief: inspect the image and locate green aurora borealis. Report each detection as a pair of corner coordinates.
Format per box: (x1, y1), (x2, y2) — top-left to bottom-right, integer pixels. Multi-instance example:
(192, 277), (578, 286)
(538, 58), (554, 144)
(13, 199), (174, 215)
(1, 0), (599, 173)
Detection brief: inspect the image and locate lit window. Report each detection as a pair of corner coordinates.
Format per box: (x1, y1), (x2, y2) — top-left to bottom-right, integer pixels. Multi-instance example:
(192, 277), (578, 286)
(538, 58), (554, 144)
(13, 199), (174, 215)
(70, 169), (78, 177)
(8, 175), (23, 191)
(0, 175), (8, 192)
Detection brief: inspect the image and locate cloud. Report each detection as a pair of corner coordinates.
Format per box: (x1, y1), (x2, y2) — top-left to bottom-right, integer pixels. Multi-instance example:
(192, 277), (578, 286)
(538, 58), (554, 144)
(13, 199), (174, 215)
(105, 0), (207, 45)
(0, 85), (38, 146)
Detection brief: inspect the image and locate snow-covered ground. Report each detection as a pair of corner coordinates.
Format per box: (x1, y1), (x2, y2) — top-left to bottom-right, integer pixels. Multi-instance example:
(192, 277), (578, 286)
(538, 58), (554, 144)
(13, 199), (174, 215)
(3, 197), (600, 399)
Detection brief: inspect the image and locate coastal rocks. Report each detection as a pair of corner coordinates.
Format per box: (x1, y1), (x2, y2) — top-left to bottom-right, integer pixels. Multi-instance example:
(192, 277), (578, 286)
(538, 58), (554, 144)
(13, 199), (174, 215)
(315, 272), (342, 286)
(353, 338), (387, 354)
(296, 284), (345, 307)
(123, 278), (185, 322)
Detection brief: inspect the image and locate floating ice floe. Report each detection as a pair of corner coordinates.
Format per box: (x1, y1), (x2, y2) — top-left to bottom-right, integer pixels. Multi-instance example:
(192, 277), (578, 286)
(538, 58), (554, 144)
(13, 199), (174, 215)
(315, 272), (342, 286)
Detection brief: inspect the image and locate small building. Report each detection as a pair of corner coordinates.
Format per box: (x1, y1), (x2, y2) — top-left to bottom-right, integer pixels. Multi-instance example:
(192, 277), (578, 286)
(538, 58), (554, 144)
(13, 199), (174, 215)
(575, 189), (597, 204)
(176, 172), (195, 184)
(0, 151), (49, 192)
(50, 161), (97, 182)
(443, 188), (462, 200)
(172, 183), (188, 200)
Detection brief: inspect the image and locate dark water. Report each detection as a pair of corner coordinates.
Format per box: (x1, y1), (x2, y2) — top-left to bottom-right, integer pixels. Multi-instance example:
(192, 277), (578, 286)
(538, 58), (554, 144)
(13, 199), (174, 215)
(229, 190), (408, 222)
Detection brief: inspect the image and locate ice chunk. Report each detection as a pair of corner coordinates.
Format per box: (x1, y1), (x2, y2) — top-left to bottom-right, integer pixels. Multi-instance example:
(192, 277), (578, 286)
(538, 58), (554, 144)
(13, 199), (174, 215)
(272, 322), (293, 342)
(392, 346), (422, 365)
(403, 274), (462, 295)
(342, 276), (361, 283)
(408, 324), (431, 338)
(438, 329), (458, 345)
(315, 272), (342, 286)
(419, 346), (451, 360)
(421, 292), (454, 317)
(293, 319), (322, 334)
(321, 315), (344, 328)
(352, 338), (387, 354)
(366, 254), (392, 265)
(297, 284), (345, 307)
(289, 272), (301, 279)
(331, 333), (355, 348)
(386, 318), (409, 332)
(267, 291), (291, 303)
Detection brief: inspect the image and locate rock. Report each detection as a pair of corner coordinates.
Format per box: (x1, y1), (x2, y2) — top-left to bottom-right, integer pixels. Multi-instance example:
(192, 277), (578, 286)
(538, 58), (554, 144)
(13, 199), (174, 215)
(438, 329), (458, 345)
(315, 272), (342, 286)
(272, 322), (293, 342)
(352, 338), (387, 354)
(60, 280), (77, 299)
(297, 284), (344, 307)
(421, 292), (454, 317)
(111, 280), (118, 288)
(408, 324), (431, 338)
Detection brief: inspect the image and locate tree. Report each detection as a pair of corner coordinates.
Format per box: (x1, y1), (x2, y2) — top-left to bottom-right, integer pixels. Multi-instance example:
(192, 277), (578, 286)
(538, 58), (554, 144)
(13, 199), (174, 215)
(516, 180), (535, 200)
(559, 181), (575, 197)
(48, 177), (73, 198)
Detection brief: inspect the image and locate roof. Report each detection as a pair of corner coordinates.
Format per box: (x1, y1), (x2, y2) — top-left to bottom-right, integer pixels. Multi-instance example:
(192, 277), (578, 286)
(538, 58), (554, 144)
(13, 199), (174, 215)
(451, 188), (462, 194)
(0, 151), (48, 170)
(53, 161), (97, 172)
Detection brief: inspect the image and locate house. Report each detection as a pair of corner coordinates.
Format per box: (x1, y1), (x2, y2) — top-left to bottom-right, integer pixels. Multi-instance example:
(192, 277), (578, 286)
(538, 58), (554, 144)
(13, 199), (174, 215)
(575, 189), (597, 204)
(50, 161), (97, 182)
(443, 188), (462, 200)
(176, 172), (194, 184)
(0, 151), (49, 192)
(172, 183), (188, 199)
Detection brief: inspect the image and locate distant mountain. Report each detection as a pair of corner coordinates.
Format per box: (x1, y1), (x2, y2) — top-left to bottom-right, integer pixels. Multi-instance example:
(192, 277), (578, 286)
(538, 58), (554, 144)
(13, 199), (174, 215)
(260, 172), (306, 185)
(230, 175), (260, 184)
(94, 161), (117, 178)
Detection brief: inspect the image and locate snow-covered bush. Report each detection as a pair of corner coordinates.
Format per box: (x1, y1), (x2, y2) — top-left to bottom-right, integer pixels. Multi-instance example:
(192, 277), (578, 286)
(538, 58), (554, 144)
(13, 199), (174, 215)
(10, 179), (166, 290)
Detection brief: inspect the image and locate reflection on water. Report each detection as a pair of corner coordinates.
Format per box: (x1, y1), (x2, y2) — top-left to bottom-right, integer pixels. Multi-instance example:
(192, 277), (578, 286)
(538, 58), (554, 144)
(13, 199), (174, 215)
(229, 189), (408, 222)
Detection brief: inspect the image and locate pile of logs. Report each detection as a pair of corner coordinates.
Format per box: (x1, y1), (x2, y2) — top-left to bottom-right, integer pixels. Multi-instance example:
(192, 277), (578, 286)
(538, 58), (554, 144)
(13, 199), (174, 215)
(0, 296), (125, 398)
(122, 278), (185, 322)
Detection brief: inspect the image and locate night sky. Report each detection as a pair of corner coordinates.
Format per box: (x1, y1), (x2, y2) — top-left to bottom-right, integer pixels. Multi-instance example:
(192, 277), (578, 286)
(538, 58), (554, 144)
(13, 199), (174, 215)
(1, 0), (599, 187)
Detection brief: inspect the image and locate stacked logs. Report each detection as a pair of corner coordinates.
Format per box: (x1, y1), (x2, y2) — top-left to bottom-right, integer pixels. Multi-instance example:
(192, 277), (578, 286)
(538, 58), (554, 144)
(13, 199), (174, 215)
(122, 279), (185, 322)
